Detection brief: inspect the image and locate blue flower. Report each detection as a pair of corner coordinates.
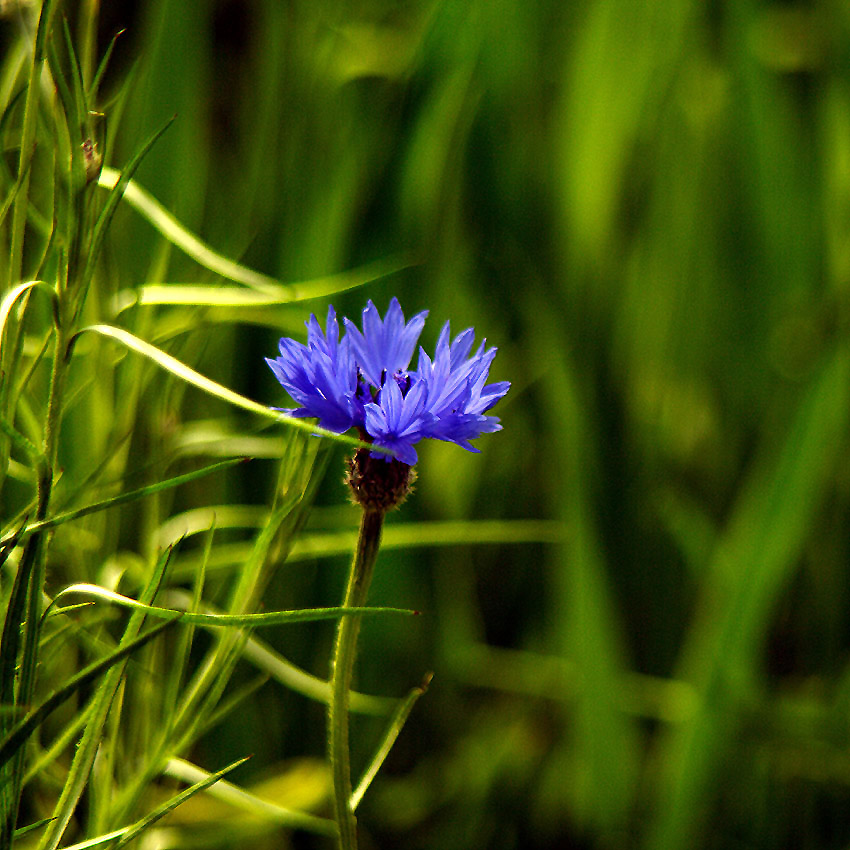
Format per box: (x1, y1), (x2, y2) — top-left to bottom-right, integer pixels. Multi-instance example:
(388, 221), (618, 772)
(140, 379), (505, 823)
(267, 299), (509, 465)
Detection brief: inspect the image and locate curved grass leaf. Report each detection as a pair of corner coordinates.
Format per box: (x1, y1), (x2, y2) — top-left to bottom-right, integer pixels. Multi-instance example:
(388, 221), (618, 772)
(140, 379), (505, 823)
(37, 547), (175, 850)
(164, 757), (337, 837)
(97, 166), (281, 293)
(0, 413), (42, 463)
(0, 280), (57, 350)
(71, 324), (381, 452)
(160, 517), (566, 562)
(55, 584), (415, 627)
(13, 818), (56, 840)
(292, 519), (568, 560)
(7, 0), (59, 293)
(112, 756), (251, 849)
(98, 166), (412, 299)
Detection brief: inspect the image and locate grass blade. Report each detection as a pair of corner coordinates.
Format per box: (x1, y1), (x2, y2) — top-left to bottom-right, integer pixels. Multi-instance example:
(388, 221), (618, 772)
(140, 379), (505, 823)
(350, 674), (431, 811)
(1, 457), (247, 546)
(112, 756), (251, 849)
(164, 758), (337, 837)
(72, 324), (376, 450)
(78, 116), (175, 295)
(55, 584), (416, 626)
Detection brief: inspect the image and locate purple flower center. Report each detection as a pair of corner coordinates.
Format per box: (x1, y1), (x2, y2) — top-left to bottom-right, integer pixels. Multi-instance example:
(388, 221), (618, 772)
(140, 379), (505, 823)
(392, 370), (412, 396)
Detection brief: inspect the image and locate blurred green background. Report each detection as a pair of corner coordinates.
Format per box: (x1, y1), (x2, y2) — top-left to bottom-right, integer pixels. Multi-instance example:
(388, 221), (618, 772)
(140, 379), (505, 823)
(5, 0), (850, 847)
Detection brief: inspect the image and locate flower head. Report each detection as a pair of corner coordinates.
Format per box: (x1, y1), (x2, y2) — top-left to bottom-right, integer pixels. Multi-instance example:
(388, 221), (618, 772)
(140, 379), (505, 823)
(267, 299), (509, 468)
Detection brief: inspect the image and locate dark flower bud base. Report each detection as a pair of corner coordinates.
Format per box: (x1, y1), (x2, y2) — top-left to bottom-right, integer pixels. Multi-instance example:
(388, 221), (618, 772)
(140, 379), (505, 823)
(346, 448), (415, 511)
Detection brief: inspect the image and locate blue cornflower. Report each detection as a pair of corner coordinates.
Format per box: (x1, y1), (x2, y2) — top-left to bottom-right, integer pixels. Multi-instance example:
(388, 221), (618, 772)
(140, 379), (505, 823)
(267, 298), (509, 465)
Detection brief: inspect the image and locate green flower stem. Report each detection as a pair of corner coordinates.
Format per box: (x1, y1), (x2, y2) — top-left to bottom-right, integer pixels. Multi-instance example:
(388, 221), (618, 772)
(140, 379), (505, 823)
(328, 507), (385, 850)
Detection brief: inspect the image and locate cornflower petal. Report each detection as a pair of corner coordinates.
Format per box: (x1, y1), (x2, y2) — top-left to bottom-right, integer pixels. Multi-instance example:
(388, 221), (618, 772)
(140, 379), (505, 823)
(344, 297), (428, 388)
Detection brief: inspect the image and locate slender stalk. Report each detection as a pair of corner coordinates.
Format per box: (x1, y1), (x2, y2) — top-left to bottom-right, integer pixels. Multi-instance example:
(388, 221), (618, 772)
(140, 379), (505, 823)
(328, 508), (385, 850)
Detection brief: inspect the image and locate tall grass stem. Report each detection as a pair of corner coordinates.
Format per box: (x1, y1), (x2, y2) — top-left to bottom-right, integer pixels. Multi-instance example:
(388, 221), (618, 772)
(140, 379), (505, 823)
(328, 508), (385, 850)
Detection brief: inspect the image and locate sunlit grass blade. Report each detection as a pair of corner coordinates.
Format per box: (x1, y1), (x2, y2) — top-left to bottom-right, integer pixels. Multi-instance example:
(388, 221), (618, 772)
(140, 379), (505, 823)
(112, 756), (251, 849)
(114, 255), (414, 310)
(163, 519), (566, 579)
(56, 827), (128, 850)
(0, 281), (56, 340)
(0, 530), (45, 831)
(1, 457), (247, 545)
(23, 711), (87, 787)
(72, 324), (377, 451)
(0, 617), (178, 770)
(0, 281), (57, 394)
(162, 522), (213, 722)
(55, 584), (416, 627)
(350, 673), (431, 812)
(98, 164), (413, 299)
(164, 758), (337, 837)
(97, 166), (280, 293)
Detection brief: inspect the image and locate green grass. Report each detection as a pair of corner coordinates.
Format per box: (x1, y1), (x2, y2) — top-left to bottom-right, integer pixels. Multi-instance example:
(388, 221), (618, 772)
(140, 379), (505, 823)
(2, 1), (850, 848)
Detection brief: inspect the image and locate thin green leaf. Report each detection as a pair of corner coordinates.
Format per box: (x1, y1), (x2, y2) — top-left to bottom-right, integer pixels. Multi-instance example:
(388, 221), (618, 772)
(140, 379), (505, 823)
(23, 710), (88, 787)
(60, 16), (89, 136)
(57, 829), (128, 850)
(155, 589), (392, 715)
(1, 457), (246, 546)
(55, 584), (415, 627)
(13, 818), (56, 840)
(79, 116), (175, 293)
(350, 674), (432, 811)
(112, 756), (251, 849)
(163, 518), (566, 567)
(97, 166), (280, 293)
(0, 415), (40, 462)
(98, 169), (411, 299)
(88, 29), (125, 104)
(7, 0), (59, 292)
(292, 519), (568, 560)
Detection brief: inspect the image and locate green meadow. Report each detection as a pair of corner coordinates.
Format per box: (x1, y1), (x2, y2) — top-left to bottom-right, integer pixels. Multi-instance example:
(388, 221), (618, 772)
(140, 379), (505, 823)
(2, 1), (850, 848)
